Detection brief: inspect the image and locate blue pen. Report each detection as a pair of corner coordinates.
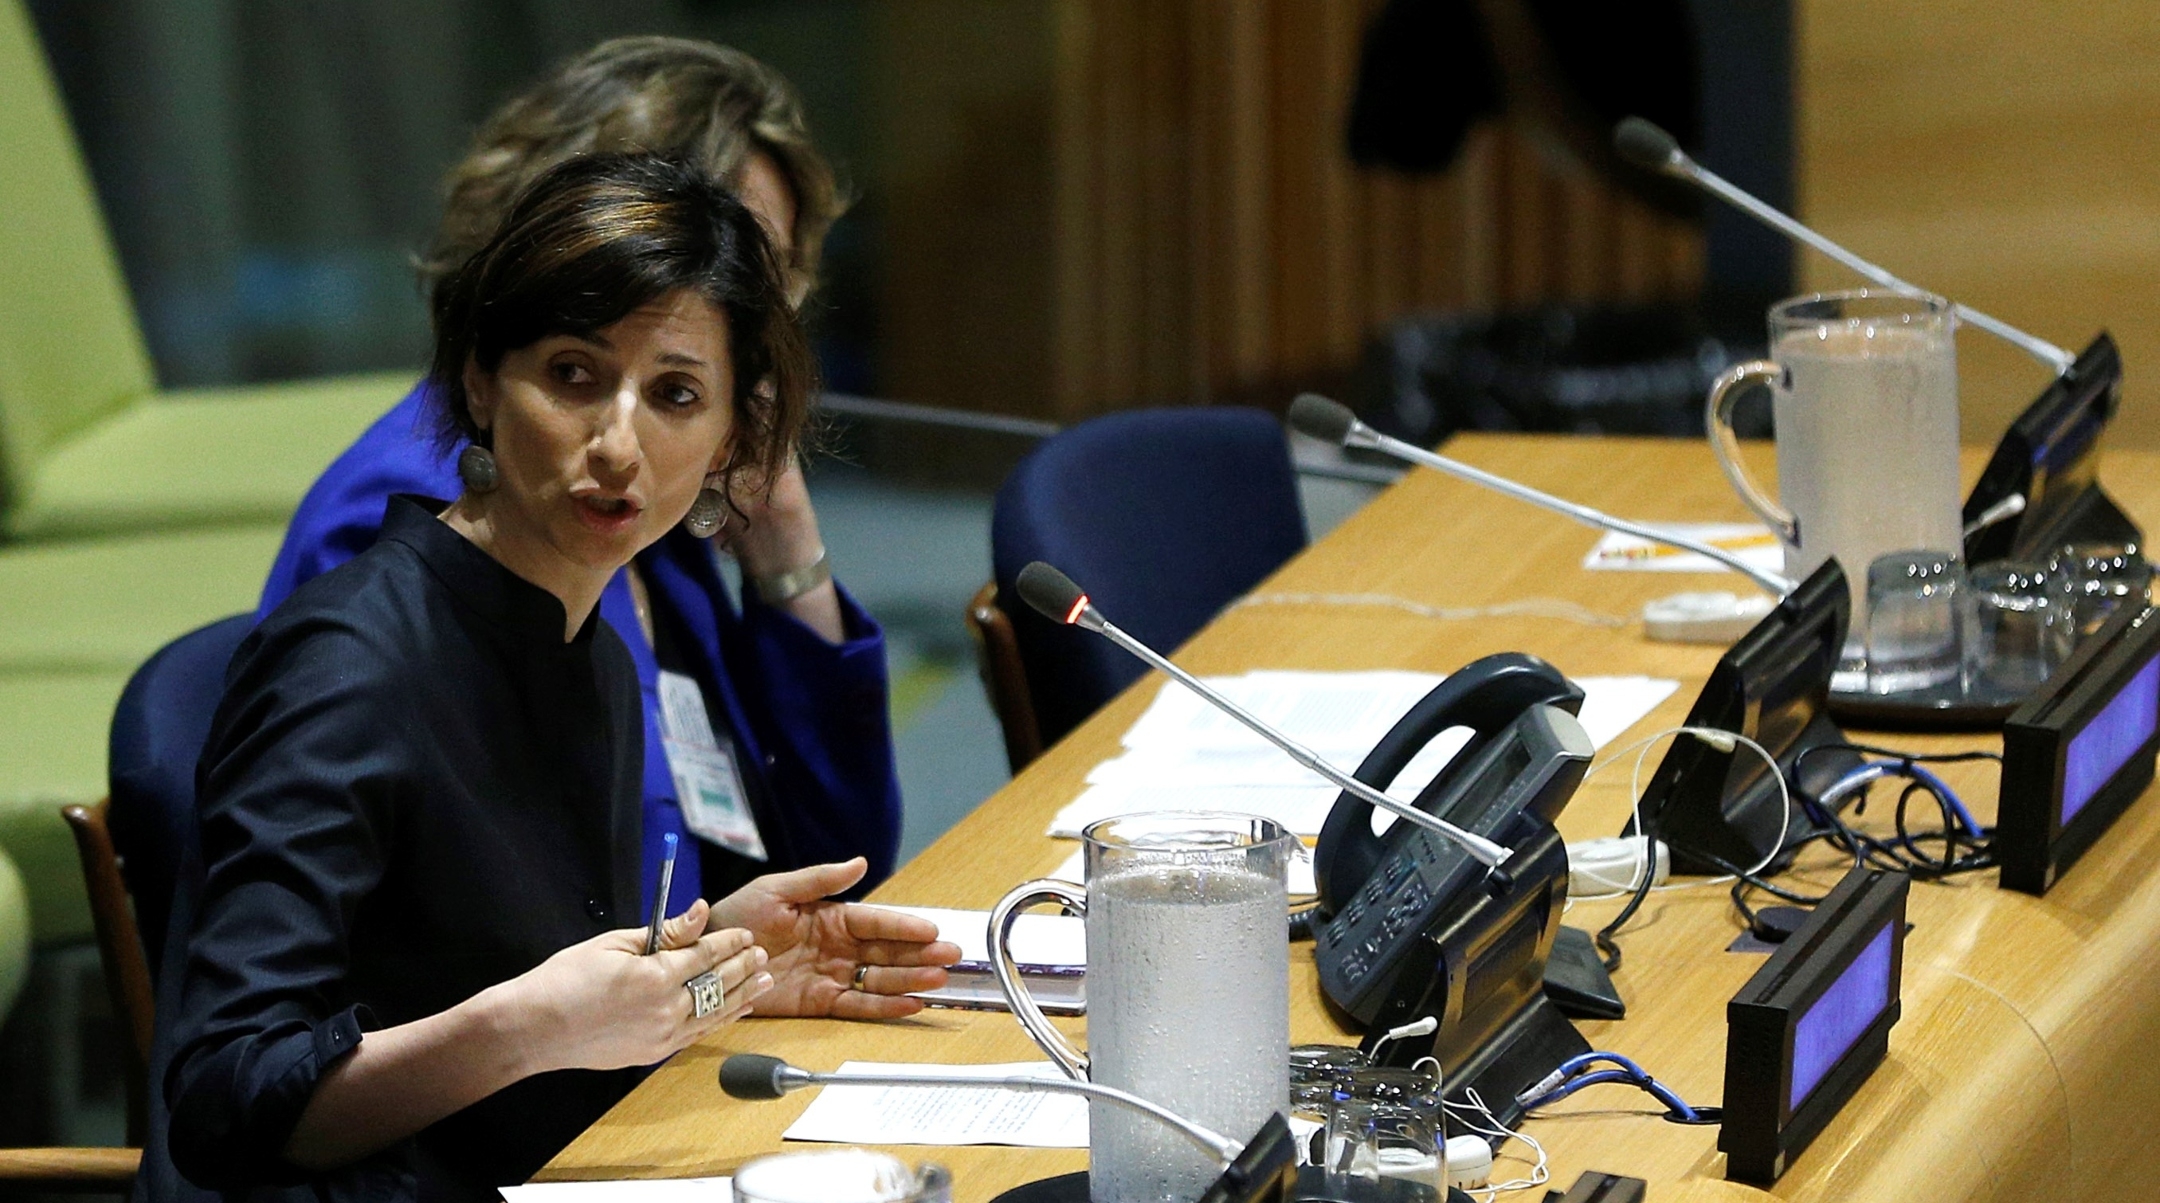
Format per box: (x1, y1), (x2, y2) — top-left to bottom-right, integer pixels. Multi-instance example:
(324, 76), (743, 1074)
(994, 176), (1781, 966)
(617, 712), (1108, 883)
(644, 832), (680, 955)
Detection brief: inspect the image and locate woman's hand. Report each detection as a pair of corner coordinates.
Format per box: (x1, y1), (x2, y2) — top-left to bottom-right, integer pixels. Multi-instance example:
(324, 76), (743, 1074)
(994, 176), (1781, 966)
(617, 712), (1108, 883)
(720, 458), (847, 643)
(708, 858), (962, 1020)
(723, 456), (822, 578)
(503, 899), (774, 1075)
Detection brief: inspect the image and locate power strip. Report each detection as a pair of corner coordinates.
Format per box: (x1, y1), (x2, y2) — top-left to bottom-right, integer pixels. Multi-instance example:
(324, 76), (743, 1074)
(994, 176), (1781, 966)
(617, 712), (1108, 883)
(1567, 835), (1670, 897)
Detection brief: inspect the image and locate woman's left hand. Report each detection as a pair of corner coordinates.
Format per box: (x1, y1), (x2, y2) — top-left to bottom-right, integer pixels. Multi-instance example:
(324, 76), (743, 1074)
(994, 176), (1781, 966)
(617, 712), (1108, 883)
(719, 457), (847, 644)
(708, 858), (962, 1019)
(723, 456), (822, 580)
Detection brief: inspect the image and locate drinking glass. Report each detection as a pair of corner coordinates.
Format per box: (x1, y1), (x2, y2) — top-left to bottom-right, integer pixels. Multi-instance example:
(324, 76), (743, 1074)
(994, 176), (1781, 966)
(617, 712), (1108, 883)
(1969, 560), (2077, 692)
(2054, 543), (2153, 637)
(992, 813), (1294, 1203)
(1318, 1098), (1446, 1201)
(1863, 550), (1966, 695)
(1291, 1044), (1371, 1110)
(733, 1150), (952, 1203)
(1706, 290), (1962, 683)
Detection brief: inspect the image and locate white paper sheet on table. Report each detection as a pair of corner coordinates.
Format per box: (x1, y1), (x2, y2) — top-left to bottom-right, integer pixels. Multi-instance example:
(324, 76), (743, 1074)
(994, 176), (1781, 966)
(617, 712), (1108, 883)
(499, 1179), (730, 1203)
(1051, 671), (1677, 838)
(1581, 522), (1781, 575)
(783, 1061), (1088, 1148)
(870, 906), (1085, 968)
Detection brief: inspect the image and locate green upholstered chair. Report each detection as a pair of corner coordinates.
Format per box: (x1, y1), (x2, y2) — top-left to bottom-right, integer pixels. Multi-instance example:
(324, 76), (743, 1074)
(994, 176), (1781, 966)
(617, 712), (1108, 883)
(0, 843), (27, 1027)
(0, 0), (413, 939)
(0, 671), (131, 945)
(0, 0), (413, 541)
(0, 525), (284, 943)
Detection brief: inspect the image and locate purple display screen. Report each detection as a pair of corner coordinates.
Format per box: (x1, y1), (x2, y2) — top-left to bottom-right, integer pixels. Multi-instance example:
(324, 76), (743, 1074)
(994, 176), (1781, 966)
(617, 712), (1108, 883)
(2062, 656), (2160, 826)
(1787, 923), (1894, 1114)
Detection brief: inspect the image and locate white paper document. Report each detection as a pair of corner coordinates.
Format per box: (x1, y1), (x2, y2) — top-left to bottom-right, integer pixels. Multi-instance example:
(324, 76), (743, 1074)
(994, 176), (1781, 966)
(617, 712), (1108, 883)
(499, 1178), (730, 1203)
(1581, 522), (1781, 576)
(871, 906), (1085, 969)
(783, 1061), (1087, 1148)
(1053, 671), (1678, 838)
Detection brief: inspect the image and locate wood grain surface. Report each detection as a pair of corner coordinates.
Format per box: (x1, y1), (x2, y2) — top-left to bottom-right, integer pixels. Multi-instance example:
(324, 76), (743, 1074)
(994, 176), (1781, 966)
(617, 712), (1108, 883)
(544, 434), (2160, 1201)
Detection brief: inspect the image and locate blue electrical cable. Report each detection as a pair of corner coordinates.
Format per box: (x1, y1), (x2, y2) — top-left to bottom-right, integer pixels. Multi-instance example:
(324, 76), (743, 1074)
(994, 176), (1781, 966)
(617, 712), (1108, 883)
(1821, 760), (1982, 837)
(1518, 1051), (1704, 1122)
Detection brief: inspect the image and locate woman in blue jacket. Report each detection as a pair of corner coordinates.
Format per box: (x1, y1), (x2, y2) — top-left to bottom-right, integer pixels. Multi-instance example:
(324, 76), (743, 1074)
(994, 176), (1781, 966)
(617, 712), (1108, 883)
(258, 38), (899, 913)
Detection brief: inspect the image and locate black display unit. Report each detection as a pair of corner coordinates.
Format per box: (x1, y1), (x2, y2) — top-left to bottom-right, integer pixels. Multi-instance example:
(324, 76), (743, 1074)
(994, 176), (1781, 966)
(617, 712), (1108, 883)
(1720, 867), (1909, 1185)
(1963, 333), (2139, 567)
(1998, 602), (2160, 895)
(1634, 561), (1863, 874)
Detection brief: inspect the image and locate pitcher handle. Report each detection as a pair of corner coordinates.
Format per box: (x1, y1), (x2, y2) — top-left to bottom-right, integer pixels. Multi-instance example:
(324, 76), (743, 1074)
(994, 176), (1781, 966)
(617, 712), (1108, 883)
(989, 879), (1089, 1081)
(1705, 359), (1801, 548)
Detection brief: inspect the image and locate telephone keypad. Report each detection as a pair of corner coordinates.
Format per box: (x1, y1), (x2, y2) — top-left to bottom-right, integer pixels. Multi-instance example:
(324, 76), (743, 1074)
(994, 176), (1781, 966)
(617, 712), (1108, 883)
(1312, 703), (1591, 1020)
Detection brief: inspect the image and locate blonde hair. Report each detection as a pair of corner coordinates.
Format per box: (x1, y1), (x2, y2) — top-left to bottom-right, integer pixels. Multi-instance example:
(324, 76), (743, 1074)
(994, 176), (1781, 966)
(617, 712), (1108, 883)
(423, 36), (843, 296)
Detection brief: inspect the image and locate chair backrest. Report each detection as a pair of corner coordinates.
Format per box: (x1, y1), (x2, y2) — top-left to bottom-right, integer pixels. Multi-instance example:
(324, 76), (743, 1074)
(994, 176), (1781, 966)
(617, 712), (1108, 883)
(990, 406), (1307, 749)
(0, 0), (157, 508)
(107, 613), (253, 977)
(60, 799), (153, 1144)
(965, 581), (1044, 774)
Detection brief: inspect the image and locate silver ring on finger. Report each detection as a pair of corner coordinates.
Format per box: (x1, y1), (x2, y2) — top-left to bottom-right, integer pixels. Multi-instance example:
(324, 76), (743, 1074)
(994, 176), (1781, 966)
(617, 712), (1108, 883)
(851, 963), (872, 992)
(686, 969), (725, 1019)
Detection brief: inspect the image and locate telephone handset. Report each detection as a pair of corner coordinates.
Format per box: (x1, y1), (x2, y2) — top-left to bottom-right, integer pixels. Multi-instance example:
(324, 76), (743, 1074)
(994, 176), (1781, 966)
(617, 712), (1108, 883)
(1313, 653), (1584, 912)
(1308, 652), (1599, 1117)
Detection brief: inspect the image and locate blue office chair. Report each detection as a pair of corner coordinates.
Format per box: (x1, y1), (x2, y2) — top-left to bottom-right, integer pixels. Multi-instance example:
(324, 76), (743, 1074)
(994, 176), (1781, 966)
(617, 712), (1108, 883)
(988, 406), (1308, 758)
(33, 613), (248, 1184)
(106, 613), (251, 976)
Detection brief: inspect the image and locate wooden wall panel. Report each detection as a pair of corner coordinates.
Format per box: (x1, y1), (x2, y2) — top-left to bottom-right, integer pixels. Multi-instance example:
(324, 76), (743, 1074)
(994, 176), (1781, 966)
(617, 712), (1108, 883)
(876, 0), (1703, 422)
(1796, 0), (2160, 448)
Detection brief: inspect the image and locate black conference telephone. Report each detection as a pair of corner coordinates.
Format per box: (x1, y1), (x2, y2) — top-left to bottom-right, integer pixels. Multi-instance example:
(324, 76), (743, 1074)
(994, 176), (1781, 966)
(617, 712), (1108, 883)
(1306, 652), (1600, 1122)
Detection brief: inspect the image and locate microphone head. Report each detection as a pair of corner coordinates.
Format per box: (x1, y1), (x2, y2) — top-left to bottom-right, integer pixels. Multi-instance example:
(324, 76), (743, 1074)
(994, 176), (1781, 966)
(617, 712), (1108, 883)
(718, 1054), (793, 1100)
(1287, 393), (1359, 445)
(1016, 562), (1090, 625)
(1613, 116), (1682, 172)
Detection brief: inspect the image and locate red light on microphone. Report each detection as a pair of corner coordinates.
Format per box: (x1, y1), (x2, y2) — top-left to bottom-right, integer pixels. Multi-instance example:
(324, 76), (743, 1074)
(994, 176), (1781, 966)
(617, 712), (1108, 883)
(1064, 595), (1090, 626)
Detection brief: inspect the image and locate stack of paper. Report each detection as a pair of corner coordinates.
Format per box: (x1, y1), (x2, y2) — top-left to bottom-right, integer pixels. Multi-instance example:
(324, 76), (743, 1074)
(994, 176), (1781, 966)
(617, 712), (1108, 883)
(1049, 670), (1677, 839)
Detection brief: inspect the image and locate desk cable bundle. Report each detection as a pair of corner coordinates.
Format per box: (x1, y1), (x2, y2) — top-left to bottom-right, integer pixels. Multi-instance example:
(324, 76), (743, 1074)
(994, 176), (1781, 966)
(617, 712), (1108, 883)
(1568, 724), (1788, 969)
(1572, 727), (1999, 957)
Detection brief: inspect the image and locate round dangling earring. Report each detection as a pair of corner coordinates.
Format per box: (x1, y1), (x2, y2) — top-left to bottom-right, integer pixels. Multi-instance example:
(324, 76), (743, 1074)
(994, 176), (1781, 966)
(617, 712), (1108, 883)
(682, 471), (730, 538)
(457, 438), (499, 495)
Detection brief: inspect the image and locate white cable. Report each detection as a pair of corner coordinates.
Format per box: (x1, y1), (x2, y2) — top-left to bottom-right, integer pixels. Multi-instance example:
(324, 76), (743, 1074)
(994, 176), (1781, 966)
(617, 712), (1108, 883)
(1446, 1087), (1549, 1198)
(1234, 591), (1630, 629)
(1369, 1016), (1439, 1064)
(1568, 725), (1792, 909)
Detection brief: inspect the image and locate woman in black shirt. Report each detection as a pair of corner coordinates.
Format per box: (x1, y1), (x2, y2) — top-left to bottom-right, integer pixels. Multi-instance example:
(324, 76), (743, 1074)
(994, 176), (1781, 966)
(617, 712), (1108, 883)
(158, 155), (958, 1202)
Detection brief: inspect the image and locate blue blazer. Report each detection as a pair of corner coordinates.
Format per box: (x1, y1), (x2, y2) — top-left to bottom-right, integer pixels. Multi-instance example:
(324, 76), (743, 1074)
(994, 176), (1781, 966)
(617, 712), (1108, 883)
(258, 382), (902, 909)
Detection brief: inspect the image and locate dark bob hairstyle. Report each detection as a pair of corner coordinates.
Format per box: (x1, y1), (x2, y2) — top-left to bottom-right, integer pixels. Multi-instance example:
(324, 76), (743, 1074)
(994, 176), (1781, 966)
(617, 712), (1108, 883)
(427, 152), (814, 512)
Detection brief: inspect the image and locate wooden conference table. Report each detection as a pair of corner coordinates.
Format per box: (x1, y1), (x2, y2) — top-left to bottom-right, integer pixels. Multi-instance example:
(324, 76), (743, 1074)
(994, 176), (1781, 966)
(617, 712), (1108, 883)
(544, 434), (2160, 1202)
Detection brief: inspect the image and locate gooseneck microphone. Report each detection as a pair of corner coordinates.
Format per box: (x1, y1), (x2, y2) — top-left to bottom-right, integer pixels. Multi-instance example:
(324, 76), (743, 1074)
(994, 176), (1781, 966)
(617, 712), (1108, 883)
(1288, 394), (1795, 597)
(718, 1054), (1243, 1163)
(1613, 116), (2075, 376)
(1012, 562), (1514, 871)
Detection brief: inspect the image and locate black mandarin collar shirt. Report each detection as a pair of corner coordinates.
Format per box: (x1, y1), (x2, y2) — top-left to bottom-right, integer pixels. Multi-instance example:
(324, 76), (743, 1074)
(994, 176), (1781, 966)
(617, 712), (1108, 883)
(155, 496), (645, 1202)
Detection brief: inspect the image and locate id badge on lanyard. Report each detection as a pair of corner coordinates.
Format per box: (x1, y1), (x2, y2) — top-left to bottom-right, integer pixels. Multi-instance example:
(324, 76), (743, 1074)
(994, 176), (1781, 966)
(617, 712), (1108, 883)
(656, 670), (767, 861)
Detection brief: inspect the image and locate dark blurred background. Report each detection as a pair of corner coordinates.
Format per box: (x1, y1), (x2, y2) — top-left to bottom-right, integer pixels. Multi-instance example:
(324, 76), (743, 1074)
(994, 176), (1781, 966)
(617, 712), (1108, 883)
(23, 0), (1768, 434)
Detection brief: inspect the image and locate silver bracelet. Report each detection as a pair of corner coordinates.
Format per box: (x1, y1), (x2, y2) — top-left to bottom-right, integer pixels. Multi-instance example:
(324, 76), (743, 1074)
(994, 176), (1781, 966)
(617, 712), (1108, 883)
(750, 547), (832, 606)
